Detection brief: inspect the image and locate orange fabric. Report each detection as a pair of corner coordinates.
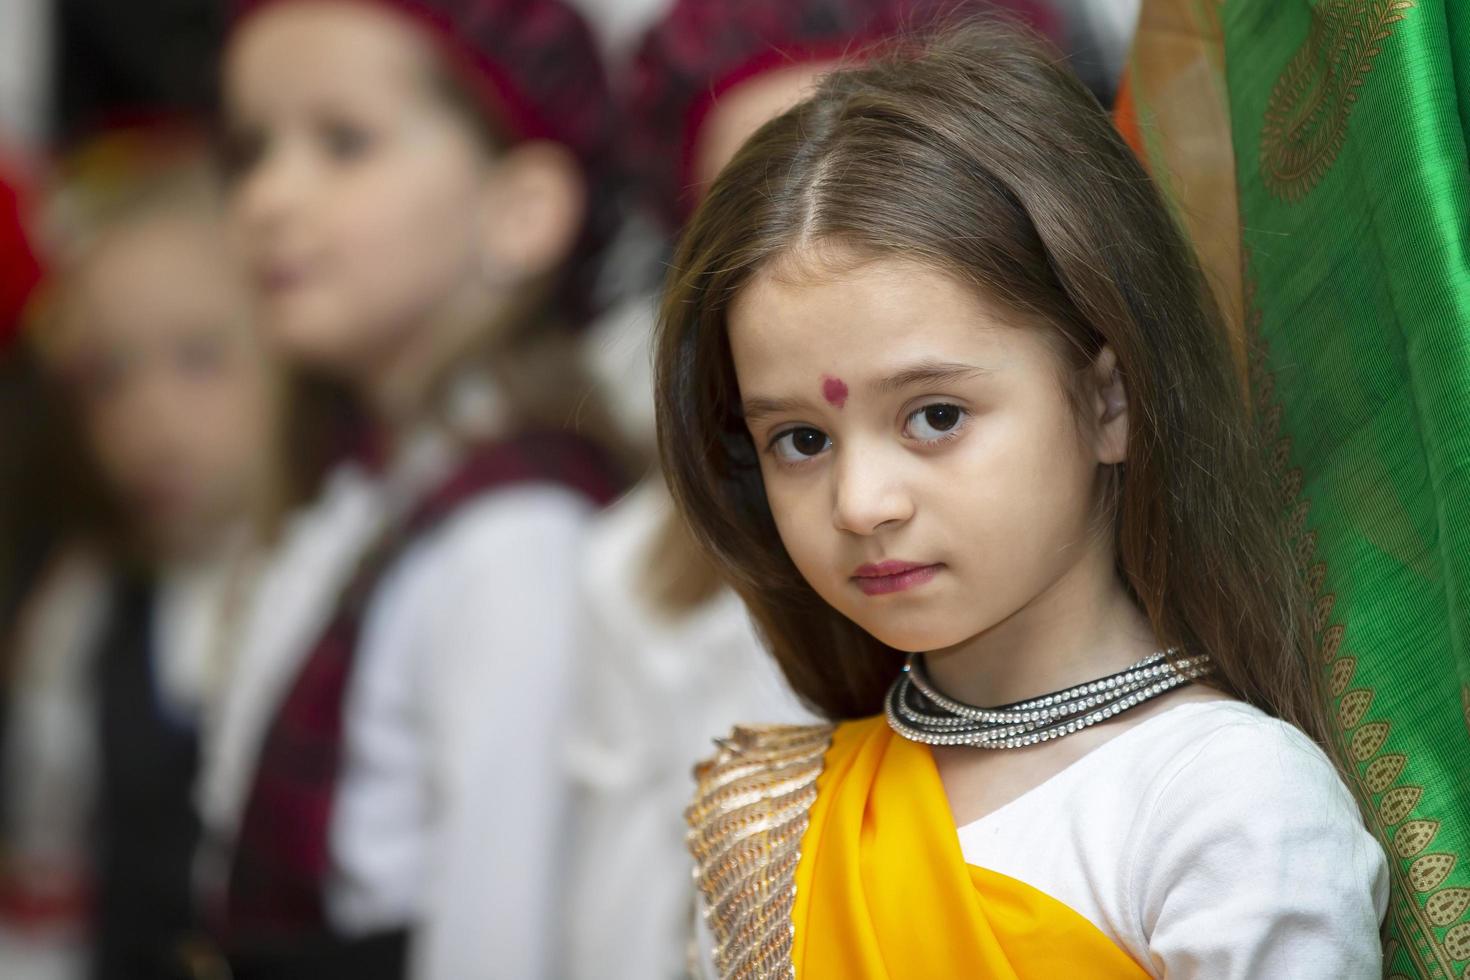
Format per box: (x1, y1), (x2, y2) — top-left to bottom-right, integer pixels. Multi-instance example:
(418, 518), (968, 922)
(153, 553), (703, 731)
(792, 717), (1149, 979)
(1111, 0), (1246, 377)
(1113, 71), (1144, 158)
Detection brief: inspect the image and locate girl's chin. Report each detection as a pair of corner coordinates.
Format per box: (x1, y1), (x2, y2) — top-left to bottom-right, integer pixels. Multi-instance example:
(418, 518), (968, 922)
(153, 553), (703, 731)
(267, 315), (365, 371)
(855, 618), (977, 657)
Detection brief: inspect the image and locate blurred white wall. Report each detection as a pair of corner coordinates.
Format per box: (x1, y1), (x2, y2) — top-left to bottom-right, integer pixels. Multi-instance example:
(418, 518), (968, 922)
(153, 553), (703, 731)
(1055, 0), (1142, 82)
(570, 0), (673, 60)
(0, 0), (52, 153)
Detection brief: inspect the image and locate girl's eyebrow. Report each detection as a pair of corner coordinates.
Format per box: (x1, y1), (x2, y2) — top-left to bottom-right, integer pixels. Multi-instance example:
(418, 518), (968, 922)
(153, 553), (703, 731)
(741, 361), (989, 424)
(874, 360), (989, 393)
(740, 394), (811, 424)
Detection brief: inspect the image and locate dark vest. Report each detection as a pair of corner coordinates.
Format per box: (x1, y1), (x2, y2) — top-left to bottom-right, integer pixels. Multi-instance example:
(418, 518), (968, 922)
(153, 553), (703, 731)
(93, 571), (203, 980)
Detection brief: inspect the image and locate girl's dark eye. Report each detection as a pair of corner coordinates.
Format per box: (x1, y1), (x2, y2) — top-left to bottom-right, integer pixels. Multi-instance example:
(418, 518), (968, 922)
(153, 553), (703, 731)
(175, 334), (227, 378)
(923, 405), (961, 430)
(220, 125), (267, 181)
(75, 349), (131, 403)
(320, 120), (374, 162)
(905, 403), (967, 442)
(792, 429), (827, 454)
(772, 426), (831, 463)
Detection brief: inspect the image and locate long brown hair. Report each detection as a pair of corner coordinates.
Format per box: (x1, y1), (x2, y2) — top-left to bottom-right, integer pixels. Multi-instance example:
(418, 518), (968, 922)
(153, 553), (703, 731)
(653, 20), (1324, 742)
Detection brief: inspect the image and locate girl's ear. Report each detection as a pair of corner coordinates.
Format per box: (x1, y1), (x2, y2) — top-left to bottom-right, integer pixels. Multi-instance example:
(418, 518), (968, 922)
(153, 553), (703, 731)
(476, 140), (585, 287)
(1090, 345), (1128, 465)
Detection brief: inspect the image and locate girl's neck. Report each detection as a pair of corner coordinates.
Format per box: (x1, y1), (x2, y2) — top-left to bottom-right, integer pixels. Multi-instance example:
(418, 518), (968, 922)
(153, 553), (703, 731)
(149, 513), (254, 572)
(923, 537), (1157, 708)
(358, 281), (509, 451)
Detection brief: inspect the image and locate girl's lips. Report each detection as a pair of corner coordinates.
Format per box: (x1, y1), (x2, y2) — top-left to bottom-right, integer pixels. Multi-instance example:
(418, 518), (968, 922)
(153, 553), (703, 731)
(259, 256), (319, 294)
(851, 561), (943, 596)
(261, 265), (309, 293)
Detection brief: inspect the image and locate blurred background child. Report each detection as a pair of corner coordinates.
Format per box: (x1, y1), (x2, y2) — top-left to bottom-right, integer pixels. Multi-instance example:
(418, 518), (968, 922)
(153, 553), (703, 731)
(202, 2), (626, 977)
(1, 130), (283, 980)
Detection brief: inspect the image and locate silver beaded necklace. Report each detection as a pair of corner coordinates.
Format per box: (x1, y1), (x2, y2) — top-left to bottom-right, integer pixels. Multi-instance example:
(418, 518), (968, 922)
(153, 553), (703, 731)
(885, 649), (1212, 749)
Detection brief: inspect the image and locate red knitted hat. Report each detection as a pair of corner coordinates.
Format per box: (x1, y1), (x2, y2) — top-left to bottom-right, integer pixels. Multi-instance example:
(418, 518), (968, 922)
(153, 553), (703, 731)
(625, 0), (1060, 229)
(233, 0), (614, 171)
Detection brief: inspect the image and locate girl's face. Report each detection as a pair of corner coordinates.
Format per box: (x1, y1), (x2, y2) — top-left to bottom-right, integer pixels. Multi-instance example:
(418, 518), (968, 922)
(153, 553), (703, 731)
(728, 250), (1127, 654)
(64, 214), (274, 558)
(223, 0), (495, 384)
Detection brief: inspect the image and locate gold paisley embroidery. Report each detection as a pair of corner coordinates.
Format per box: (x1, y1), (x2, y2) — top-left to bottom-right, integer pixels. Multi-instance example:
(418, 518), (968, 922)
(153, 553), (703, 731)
(1394, 820), (1439, 859)
(1312, 592), (1337, 632)
(1271, 437), (1295, 476)
(1351, 720), (1391, 761)
(1426, 888), (1470, 927)
(1319, 623), (1346, 663)
(1260, 0), (1416, 201)
(1244, 250), (1467, 976)
(1305, 561), (1327, 597)
(1287, 499), (1311, 537)
(1280, 467), (1304, 505)
(1287, 499), (1312, 538)
(1443, 921), (1470, 960)
(1295, 530), (1319, 569)
(1380, 784), (1423, 825)
(686, 724), (834, 980)
(1365, 753), (1407, 793)
(1328, 657), (1357, 697)
(1409, 854), (1457, 893)
(1338, 687), (1374, 728)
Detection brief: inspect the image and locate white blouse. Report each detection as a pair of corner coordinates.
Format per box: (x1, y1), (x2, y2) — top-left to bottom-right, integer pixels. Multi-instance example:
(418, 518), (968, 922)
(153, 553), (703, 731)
(199, 433), (596, 980)
(561, 480), (817, 979)
(956, 700), (1389, 978)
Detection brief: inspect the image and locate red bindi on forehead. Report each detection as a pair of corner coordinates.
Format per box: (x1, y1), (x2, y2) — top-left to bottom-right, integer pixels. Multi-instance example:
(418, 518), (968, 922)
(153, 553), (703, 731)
(821, 375), (848, 408)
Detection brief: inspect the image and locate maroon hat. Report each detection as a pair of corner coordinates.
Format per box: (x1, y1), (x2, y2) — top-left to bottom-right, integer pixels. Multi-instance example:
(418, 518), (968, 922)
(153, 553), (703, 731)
(625, 0), (1060, 230)
(234, 0), (614, 171)
(0, 165), (43, 351)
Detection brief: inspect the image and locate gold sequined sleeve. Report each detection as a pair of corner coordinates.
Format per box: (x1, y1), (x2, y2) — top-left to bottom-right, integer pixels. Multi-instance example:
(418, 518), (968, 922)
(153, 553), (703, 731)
(684, 724), (835, 980)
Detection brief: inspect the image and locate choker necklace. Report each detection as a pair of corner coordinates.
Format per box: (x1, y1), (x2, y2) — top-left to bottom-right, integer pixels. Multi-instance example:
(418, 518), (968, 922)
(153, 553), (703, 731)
(885, 649), (1212, 749)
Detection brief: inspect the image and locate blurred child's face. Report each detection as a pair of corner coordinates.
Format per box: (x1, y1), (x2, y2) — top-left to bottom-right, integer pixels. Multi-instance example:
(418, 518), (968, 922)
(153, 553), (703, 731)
(223, 0), (496, 386)
(64, 214), (274, 557)
(728, 249), (1128, 655)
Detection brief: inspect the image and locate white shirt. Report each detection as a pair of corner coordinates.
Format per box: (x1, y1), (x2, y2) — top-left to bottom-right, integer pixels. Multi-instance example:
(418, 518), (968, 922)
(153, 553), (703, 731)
(0, 0), (49, 150)
(561, 480), (817, 979)
(200, 434), (596, 980)
(956, 700), (1389, 978)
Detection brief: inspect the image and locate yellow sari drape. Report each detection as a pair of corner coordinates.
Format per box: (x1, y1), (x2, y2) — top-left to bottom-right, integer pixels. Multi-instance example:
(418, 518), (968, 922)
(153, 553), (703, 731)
(791, 717), (1149, 978)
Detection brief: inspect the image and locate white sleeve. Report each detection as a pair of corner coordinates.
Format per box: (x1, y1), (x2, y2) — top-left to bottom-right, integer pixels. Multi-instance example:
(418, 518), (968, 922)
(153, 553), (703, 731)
(691, 898), (718, 980)
(407, 487), (593, 980)
(1129, 720), (1389, 979)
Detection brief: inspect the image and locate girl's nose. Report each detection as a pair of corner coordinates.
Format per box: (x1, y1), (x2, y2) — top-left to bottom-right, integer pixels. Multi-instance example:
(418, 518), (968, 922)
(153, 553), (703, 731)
(831, 443), (915, 535)
(235, 140), (309, 241)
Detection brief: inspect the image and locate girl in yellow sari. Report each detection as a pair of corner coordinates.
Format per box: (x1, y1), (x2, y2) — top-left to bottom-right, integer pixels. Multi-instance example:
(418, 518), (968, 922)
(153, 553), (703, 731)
(655, 19), (1388, 980)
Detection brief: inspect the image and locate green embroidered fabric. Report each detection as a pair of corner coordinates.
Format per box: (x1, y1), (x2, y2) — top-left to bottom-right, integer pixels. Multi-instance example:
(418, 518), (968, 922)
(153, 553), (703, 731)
(1229, 2), (1470, 975)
